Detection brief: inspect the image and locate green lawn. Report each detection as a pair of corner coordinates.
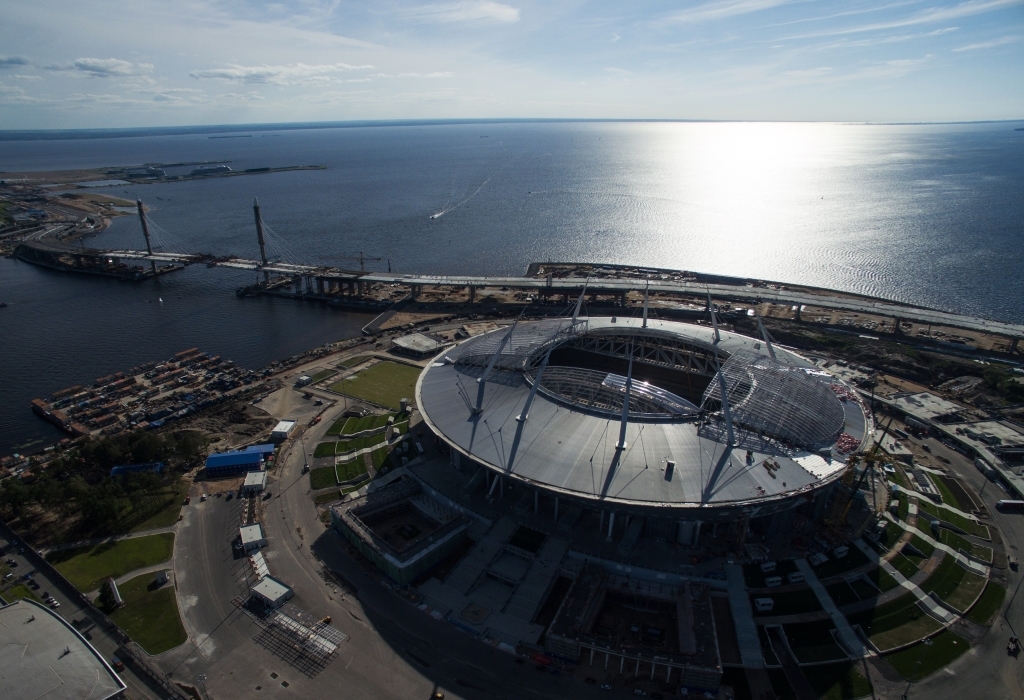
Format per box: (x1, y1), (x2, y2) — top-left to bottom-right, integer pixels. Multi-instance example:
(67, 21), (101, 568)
(966, 582), (1006, 625)
(933, 476), (965, 511)
(336, 433), (386, 454)
(314, 441), (337, 458)
(884, 631), (970, 681)
(918, 501), (989, 538)
(943, 570), (988, 613)
(846, 592), (936, 647)
(888, 552), (921, 580)
(939, 528), (991, 561)
(803, 662), (873, 700)
(314, 491), (341, 504)
(328, 361), (421, 410)
(336, 458), (368, 483)
(898, 495), (910, 522)
(47, 533), (175, 593)
(310, 466), (338, 490)
(888, 468), (909, 489)
(107, 573), (187, 655)
(861, 566), (900, 593)
(908, 534), (935, 559)
(919, 553), (966, 601)
(309, 368), (337, 383)
(129, 492), (184, 532)
(338, 354), (373, 368)
(3, 583), (40, 602)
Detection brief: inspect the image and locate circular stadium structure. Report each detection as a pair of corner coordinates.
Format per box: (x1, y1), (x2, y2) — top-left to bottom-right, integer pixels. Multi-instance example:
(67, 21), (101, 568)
(416, 315), (870, 538)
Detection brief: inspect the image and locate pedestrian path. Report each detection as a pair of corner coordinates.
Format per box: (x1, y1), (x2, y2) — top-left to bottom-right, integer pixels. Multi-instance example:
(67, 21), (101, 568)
(42, 524), (178, 554)
(725, 564), (764, 668)
(852, 539), (955, 624)
(85, 562), (172, 598)
(890, 484), (981, 522)
(794, 558), (870, 658)
(882, 512), (989, 575)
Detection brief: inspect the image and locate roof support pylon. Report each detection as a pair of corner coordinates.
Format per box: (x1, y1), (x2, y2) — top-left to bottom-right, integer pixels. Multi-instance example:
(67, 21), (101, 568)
(711, 351), (735, 447)
(473, 312), (523, 414)
(707, 290), (720, 344)
(571, 277), (590, 327)
(642, 280), (650, 329)
(615, 342), (634, 450)
(755, 310), (777, 361)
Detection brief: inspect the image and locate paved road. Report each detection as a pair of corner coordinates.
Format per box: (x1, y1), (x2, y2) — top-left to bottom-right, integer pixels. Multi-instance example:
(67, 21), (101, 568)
(152, 386), (653, 700)
(887, 434), (1024, 700)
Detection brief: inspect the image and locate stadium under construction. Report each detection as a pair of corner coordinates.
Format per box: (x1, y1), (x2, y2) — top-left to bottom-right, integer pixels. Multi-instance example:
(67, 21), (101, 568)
(331, 296), (872, 690)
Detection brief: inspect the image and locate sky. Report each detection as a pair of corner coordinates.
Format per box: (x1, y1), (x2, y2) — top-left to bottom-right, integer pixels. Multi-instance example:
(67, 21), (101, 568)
(1, 0), (1022, 128)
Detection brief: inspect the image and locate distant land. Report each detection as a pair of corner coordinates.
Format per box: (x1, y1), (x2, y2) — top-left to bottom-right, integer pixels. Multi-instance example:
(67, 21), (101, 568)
(1, 118), (1023, 141)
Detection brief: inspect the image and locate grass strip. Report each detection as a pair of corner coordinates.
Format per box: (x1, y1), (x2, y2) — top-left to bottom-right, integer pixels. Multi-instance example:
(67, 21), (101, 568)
(106, 573), (187, 655)
(888, 552), (920, 580)
(328, 361), (420, 410)
(884, 631), (970, 681)
(803, 662), (873, 700)
(47, 533), (175, 593)
(313, 441), (337, 458)
(309, 466), (339, 490)
(919, 553), (966, 601)
(966, 582), (1006, 625)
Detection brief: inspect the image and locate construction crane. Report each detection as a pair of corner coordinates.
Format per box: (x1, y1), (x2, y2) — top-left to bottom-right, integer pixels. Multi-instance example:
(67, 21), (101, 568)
(339, 252), (382, 272)
(824, 416), (896, 535)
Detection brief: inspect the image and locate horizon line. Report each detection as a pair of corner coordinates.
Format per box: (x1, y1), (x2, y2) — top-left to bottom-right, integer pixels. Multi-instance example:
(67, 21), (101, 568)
(2, 117), (1023, 142)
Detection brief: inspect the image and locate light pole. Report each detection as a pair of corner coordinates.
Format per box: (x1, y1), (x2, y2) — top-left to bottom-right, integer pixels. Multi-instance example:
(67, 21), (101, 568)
(196, 673), (209, 699)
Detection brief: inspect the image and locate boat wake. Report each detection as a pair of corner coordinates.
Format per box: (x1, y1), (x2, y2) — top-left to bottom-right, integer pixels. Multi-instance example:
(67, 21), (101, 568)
(430, 175), (493, 220)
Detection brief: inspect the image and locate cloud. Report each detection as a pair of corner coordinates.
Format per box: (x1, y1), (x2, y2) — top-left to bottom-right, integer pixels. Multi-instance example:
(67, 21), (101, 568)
(0, 81), (43, 103)
(46, 57), (153, 77)
(0, 55), (31, 69)
(189, 62), (373, 85)
(953, 35), (1019, 51)
(402, 1), (520, 24)
(666, 0), (796, 24)
(789, 0), (1024, 38)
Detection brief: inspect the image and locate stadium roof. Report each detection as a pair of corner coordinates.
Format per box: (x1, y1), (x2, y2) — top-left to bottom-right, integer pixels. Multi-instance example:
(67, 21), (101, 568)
(0, 599), (126, 700)
(417, 317), (865, 512)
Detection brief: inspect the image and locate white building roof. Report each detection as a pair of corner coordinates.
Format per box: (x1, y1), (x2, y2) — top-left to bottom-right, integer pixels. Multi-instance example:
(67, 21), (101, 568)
(244, 470), (268, 488)
(891, 392), (965, 421)
(272, 420), (297, 433)
(240, 523), (264, 546)
(252, 576), (291, 603)
(394, 332), (446, 354)
(0, 599), (126, 700)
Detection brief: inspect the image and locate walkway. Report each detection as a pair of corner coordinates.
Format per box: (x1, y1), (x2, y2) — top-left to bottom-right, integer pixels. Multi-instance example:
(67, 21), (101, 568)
(891, 484), (981, 522)
(85, 562), (173, 598)
(41, 523), (178, 554)
(883, 512), (989, 575)
(852, 539), (955, 624)
(794, 558), (870, 658)
(725, 564), (764, 668)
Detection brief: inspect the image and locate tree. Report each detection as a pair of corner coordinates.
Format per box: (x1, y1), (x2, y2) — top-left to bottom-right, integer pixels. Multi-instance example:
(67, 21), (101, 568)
(97, 581), (116, 611)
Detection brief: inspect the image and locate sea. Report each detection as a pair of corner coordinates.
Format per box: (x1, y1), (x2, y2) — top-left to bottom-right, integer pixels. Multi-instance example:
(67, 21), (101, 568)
(2, 120), (1023, 455)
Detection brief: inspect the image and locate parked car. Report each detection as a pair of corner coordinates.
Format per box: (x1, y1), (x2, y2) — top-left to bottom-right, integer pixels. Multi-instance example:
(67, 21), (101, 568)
(184, 496), (191, 505)
(2, 573), (13, 582)
(111, 656), (125, 672)
(200, 494), (207, 502)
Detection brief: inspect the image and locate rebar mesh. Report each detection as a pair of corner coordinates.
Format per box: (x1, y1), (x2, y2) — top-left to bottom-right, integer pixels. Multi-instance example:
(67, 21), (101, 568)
(701, 350), (845, 449)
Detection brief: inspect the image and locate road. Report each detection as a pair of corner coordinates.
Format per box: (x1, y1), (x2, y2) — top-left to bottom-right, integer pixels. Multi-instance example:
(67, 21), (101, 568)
(883, 433), (1024, 700)
(153, 379), (646, 700)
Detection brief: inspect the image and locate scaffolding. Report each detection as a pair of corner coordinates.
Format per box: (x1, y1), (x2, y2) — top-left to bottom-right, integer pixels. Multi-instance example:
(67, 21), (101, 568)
(233, 598), (348, 677)
(701, 350), (845, 450)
